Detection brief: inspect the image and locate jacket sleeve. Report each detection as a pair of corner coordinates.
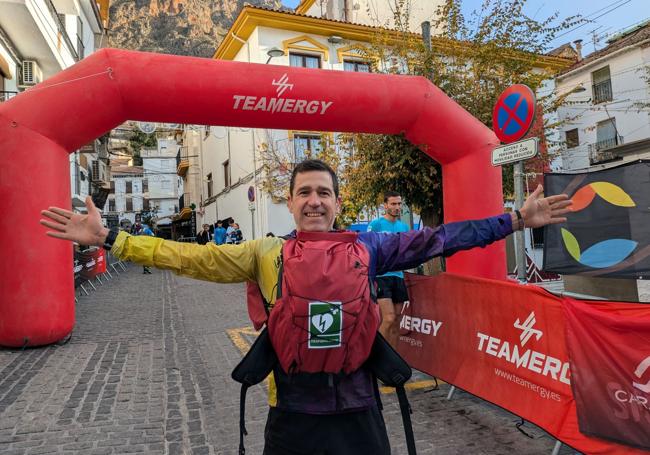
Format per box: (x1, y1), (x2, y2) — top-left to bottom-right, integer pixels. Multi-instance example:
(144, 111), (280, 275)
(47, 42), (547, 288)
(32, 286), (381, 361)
(370, 214), (513, 275)
(111, 231), (258, 283)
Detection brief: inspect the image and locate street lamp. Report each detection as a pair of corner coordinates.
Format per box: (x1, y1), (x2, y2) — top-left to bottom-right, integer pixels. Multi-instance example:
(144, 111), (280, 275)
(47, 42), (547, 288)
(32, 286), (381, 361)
(266, 47), (284, 64)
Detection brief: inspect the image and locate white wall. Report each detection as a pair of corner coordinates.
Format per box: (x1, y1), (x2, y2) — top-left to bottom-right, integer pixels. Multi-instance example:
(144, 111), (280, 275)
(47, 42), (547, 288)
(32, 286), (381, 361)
(109, 176), (143, 214)
(26, 0), (77, 71)
(556, 45), (650, 171)
(301, 0), (444, 33)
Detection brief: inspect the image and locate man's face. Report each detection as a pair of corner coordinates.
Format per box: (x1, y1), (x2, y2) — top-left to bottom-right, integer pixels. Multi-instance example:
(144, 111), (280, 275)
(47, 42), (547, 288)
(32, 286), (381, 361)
(203, 225), (209, 231)
(384, 196), (402, 218)
(287, 171), (341, 232)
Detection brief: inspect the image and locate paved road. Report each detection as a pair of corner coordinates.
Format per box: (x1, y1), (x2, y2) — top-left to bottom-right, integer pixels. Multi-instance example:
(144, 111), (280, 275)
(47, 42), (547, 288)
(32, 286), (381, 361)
(0, 265), (580, 454)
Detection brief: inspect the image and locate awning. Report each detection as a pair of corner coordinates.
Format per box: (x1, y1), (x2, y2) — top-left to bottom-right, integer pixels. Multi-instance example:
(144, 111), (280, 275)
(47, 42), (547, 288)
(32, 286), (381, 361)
(0, 54), (12, 79)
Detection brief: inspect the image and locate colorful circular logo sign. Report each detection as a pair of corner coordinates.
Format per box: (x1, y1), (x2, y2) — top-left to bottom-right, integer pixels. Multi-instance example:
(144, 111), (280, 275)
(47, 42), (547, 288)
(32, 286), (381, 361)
(562, 182), (637, 269)
(492, 84), (536, 143)
(247, 186), (255, 202)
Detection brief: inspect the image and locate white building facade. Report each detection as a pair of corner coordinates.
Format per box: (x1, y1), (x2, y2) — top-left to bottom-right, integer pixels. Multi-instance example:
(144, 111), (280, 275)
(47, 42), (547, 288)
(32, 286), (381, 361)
(555, 24), (650, 171)
(294, 0), (441, 34)
(0, 0), (108, 211)
(186, 2), (446, 240)
(142, 139), (183, 223)
(104, 159), (144, 230)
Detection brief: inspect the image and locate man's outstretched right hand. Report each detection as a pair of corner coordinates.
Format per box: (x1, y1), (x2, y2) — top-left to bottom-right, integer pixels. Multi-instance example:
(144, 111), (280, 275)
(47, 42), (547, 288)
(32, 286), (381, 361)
(40, 196), (109, 247)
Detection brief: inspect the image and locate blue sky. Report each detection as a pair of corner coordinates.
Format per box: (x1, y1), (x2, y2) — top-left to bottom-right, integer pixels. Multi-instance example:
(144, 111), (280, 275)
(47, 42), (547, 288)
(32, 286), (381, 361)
(279, 0), (646, 56)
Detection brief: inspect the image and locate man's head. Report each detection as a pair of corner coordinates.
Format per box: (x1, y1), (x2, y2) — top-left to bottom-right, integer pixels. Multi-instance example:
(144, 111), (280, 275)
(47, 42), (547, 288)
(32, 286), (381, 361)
(216, 220), (222, 227)
(288, 159), (341, 232)
(202, 224), (209, 231)
(383, 191), (402, 221)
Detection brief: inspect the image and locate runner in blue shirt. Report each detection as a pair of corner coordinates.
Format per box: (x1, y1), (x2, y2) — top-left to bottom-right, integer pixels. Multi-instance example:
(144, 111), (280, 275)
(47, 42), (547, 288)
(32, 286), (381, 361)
(368, 191), (410, 348)
(213, 220), (227, 245)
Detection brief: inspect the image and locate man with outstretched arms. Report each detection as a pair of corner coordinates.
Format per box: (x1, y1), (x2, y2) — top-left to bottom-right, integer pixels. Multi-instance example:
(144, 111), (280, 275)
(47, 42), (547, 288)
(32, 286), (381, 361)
(41, 159), (571, 455)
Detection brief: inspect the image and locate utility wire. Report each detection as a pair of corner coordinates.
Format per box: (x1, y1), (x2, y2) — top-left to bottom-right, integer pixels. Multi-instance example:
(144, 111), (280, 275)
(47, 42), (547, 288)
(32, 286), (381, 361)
(553, 0), (632, 41)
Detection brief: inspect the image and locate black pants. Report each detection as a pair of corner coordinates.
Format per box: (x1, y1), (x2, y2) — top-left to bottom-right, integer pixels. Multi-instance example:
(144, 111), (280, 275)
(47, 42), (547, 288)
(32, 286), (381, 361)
(263, 405), (391, 455)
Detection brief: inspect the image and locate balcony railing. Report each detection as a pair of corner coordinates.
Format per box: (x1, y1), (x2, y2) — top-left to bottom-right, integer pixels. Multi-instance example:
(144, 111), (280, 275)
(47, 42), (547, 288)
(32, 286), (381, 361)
(588, 136), (624, 164)
(176, 149), (189, 176)
(592, 80), (612, 104)
(0, 91), (18, 102)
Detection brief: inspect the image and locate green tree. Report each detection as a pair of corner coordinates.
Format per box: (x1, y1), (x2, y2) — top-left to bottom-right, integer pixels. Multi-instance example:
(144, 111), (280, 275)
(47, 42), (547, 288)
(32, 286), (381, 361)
(257, 132), (359, 226)
(128, 130), (157, 166)
(348, 0), (580, 226)
(140, 207), (158, 228)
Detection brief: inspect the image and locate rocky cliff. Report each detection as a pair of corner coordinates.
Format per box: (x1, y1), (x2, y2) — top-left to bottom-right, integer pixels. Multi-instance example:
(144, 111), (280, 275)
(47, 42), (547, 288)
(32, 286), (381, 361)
(108, 0), (283, 58)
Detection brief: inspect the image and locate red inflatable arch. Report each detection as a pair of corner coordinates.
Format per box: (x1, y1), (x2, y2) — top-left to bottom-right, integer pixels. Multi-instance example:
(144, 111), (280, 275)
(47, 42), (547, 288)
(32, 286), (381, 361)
(0, 49), (501, 347)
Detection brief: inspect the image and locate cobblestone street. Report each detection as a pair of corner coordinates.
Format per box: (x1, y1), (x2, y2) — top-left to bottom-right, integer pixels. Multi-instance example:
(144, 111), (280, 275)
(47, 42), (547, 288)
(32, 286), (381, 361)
(1, 265), (580, 454)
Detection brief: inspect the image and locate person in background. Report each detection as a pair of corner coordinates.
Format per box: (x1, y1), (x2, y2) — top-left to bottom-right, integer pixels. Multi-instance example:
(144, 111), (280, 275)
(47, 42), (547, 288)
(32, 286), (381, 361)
(134, 223), (154, 274)
(225, 219), (236, 244)
(368, 191), (410, 349)
(229, 223), (243, 244)
(214, 220), (227, 245)
(197, 224), (211, 245)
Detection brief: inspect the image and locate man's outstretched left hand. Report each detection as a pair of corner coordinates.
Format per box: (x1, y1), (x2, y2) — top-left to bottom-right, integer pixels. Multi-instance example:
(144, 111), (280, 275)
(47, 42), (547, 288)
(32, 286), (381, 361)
(518, 185), (572, 229)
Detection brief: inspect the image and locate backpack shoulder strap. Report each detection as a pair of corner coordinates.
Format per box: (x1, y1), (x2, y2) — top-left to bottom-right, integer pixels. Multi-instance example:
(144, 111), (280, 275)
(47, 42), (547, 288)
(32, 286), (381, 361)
(366, 333), (417, 455)
(396, 385), (417, 455)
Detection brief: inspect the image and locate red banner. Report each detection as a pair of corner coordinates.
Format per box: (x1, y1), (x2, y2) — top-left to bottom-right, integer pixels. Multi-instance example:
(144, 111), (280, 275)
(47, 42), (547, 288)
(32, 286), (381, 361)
(400, 273), (650, 454)
(563, 298), (650, 450)
(74, 247), (106, 287)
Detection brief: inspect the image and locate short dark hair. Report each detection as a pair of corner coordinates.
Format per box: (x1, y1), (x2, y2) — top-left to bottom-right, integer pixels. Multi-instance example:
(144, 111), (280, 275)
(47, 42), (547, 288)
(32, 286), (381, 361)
(289, 159), (339, 198)
(384, 191), (401, 202)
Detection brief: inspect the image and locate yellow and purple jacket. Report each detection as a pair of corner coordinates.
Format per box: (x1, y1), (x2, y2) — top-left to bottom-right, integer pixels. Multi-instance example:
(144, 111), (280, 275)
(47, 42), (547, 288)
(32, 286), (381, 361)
(111, 214), (513, 412)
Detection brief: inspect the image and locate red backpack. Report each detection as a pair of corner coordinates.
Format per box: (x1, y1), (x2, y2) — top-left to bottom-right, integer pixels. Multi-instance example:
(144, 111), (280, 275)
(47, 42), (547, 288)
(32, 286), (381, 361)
(250, 231), (380, 374)
(237, 231), (416, 455)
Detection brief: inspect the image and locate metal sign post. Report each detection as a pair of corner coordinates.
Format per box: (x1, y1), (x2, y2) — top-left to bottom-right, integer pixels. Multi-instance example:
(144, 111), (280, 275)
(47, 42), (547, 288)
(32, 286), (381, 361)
(492, 85), (537, 283)
(514, 162), (527, 282)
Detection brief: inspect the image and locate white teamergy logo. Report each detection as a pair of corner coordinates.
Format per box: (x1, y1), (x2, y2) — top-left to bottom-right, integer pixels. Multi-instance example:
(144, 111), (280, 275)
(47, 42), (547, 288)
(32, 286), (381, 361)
(272, 73), (293, 96)
(477, 312), (570, 385)
(611, 356), (650, 411)
(232, 74), (333, 115)
(514, 311), (543, 347)
(633, 356), (650, 393)
(398, 301), (443, 336)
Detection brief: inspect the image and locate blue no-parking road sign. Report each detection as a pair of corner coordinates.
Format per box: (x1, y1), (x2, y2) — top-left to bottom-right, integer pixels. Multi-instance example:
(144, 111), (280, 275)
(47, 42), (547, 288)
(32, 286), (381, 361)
(492, 84), (536, 144)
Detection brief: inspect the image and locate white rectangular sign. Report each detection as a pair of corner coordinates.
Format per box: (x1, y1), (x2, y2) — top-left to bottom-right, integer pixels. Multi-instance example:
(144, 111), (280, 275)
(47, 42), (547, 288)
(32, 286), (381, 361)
(491, 138), (539, 166)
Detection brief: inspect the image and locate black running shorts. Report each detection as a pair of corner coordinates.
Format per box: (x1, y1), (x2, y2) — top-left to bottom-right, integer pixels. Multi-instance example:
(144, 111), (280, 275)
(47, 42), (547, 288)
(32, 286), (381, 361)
(375, 276), (409, 303)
